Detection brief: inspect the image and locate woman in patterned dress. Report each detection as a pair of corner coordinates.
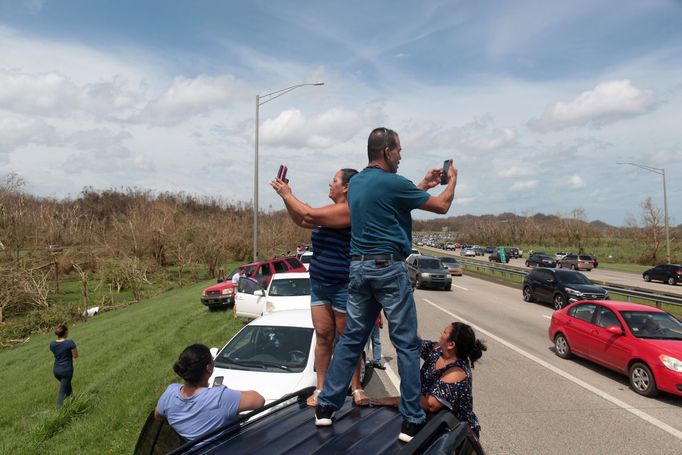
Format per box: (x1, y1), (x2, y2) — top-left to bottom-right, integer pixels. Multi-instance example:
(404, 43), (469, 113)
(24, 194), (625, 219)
(366, 322), (486, 438)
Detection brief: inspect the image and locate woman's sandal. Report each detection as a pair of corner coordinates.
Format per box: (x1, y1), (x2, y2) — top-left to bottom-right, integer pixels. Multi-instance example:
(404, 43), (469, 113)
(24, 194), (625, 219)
(306, 389), (321, 407)
(352, 388), (369, 406)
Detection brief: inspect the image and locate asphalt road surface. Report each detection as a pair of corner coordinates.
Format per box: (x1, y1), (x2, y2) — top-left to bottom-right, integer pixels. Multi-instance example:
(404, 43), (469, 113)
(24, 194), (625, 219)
(365, 274), (682, 454)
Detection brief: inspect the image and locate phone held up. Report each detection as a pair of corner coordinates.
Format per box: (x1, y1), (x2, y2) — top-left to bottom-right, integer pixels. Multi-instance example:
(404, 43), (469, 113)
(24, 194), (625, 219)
(277, 165), (289, 183)
(440, 160), (451, 185)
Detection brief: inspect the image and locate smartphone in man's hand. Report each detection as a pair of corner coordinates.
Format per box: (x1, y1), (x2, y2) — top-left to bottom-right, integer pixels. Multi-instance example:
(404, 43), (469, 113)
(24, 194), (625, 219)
(277, 165), (288, 183)
(440, 160), (450, 185)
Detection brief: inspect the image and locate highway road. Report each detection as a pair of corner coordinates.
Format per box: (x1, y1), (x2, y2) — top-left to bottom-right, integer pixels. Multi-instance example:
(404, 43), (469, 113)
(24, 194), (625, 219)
(365, 274), (682, 454)
(422, 246), (682, 296)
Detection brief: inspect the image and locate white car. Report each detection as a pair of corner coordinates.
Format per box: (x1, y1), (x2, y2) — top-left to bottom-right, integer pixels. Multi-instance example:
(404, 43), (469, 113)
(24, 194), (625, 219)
(299, 251), (313, 271)
(209, 310), (316, 405)
(462, 248), (476, 257)
(209, 309), (368, 405)
(235, 272), (310, 319)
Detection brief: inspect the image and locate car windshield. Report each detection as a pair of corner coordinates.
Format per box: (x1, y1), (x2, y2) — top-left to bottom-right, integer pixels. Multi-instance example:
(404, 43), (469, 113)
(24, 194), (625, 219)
(440, 258), (459, 264)
(556, 270), (592, 284)
(268, 278), (311, 296)
(420, 259), (442, 269)
(619, 311), (682, 340)
(215, 325), (314, 372)
(579, 256), (592, 260)
(300, 254), (312, 264)
(537, 255), (553, 260)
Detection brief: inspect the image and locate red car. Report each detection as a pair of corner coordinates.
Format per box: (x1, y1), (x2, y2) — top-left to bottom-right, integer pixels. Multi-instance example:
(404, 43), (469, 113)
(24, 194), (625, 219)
(549, 300), (682, 397)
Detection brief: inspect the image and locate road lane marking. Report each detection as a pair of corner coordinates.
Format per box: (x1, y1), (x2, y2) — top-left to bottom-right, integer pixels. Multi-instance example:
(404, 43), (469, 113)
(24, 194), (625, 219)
(453, 284), (469, 291)
(422, 298), (682, 441)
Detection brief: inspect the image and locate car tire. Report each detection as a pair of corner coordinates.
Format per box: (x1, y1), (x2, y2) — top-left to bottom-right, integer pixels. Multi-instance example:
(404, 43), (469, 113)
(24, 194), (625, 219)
(667, 276), (677, 286)
(557, 263), (562, 268)
(522, 286), (534, 302)
(525, 261), (530, 267)
(554, 333), (572, 359)
(416, 277), (422, 289)
(643, 274), (651, 282)
(570, 264), (576, 270)
(629, 362), (659, 397)
(553, 294), (566, 310)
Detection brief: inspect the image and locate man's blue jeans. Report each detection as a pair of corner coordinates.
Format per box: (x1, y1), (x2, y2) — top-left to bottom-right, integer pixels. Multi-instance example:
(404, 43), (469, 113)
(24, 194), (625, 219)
(318, 259), (425, 424)
(54, 372), (73, 408)
(370, 325), (381, 363)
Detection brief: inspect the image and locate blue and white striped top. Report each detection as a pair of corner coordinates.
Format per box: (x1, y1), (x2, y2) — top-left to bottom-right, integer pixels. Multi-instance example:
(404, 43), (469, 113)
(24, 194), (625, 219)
(309, 226), (351, 285)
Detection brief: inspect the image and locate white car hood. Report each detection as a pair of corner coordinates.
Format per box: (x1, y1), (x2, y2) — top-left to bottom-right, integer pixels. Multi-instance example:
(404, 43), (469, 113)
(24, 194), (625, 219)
(211, 367), (313, 402)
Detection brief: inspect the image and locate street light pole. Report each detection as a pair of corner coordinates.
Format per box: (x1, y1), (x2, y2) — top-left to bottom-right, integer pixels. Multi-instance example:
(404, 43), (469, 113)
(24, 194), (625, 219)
(253, 82), (324, 261)
(617, 162), (671, 264)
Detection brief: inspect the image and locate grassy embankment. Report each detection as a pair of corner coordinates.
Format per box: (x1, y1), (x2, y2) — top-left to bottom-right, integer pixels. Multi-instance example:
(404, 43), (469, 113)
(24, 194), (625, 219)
(0, 277), (243, 454)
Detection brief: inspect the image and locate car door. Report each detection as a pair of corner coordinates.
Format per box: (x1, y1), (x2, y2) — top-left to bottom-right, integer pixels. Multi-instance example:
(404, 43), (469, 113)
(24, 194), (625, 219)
(651, 265), (666, 281)
(563, 303), (597, 357)
(588, 306), (632, 372)
(235, 277), (266, 318)
(534, 269), (554, 303)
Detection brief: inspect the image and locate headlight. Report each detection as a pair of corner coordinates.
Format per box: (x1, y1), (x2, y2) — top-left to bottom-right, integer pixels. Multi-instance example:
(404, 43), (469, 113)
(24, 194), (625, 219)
(420, 273), (430, 278)
(265, 301), (275, 313)
(565, 288), (583, 297)
(660, 354), (682, 372)
(221, 288), (232, 295)
(202, 290), (206, 296)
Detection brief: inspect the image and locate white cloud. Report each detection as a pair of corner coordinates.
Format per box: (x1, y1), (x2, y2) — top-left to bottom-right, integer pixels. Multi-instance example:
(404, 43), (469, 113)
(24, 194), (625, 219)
(140, 75), (251, 126)
(260, 106), (382, 149)
(0, 117), (58, 157)
(564, 174), (586, 189)
(510, 180), (537, 192)
(496, 166), (535, 178)
(528, 80), (657, 131)
(64, 128), (154, 174)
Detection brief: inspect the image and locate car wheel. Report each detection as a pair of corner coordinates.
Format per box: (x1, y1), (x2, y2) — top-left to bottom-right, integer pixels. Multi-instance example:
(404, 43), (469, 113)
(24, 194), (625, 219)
(416, 277), (422, 289)
(553, 294), (566, 310)
(525, 261), (530, 267)
(643, 274), (651, 282)
(554, 333), (572, 359)
(557, 263), (562, 268)
(667, 276), (677, 286)
(522, 286), (534, 302)
(570, 264), (576, 270)
(629, 362), (659, 397)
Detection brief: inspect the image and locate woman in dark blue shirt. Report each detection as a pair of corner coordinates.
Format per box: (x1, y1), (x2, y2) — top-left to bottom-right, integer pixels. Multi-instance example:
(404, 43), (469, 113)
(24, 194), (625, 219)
(271, 168), (369, 406)
(49, 324), (78, 408)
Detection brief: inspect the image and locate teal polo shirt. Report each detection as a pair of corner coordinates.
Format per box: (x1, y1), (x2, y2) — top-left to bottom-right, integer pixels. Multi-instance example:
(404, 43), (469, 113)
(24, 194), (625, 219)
(348, 167), (430, 257)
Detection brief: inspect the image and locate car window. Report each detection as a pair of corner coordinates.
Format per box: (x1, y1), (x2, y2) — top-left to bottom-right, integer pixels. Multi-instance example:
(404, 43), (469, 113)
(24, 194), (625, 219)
(420, 259), (442, 269)
(273, 261), (288, 273)
(555, 270), (591, 284)
(238, 277), (260, 294)
(620, 311), (682, 340)
(565, 255), (576, 260)
(572, 304), (597, 323)
(536, 270), (553, 281)
(595, 306), (621, 328)
(259, 263), (272, 275)
(285, 258), (302, 269)
(579, 256), (592, 260)
(269, 278), (311, 296)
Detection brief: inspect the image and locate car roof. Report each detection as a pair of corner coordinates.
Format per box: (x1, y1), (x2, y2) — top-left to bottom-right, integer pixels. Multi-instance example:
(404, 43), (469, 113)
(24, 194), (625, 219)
(247, 309), (314, 328)
(571, 300), (666, 313)
(270, 272), (310, 280)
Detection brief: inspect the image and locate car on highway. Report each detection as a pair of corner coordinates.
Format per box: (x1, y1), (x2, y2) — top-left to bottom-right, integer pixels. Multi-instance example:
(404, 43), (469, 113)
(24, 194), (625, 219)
(642, 263), (682, 286)
(299, 251), (313, 270)
(555, 251), (568, 261)
(506, 247), (523, 258)
(525, 253), (557, 268)
(209, 310), (318, 405)
(462, 248), (477, 257)
(549, 300), (682, 397)
(488, 248), (510, 263)
(558, 254), (596, 271)
(484, 246), (495, 254)
(201, 266), (240, 311)
(473, 247), (485, 256)
(522, 268), (608, 310)
(407, 255), (452, 290)
(439, 256), (463, 276)
(234, 272), (311, 319)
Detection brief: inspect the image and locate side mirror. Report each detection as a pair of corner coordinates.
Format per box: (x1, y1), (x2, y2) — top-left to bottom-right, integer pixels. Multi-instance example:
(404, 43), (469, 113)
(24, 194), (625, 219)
(210, 347), (219, 358)
(254, 290), (265, 297)
(605, 325), (623, 335)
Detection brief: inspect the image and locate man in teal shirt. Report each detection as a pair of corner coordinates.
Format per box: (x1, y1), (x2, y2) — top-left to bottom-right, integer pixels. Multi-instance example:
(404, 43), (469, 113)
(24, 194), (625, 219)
(315, 127), (458, 443)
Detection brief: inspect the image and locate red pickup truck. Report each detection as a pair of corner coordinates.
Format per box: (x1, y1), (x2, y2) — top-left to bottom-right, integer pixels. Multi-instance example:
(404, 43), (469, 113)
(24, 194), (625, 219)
(200, 257), (306, 311)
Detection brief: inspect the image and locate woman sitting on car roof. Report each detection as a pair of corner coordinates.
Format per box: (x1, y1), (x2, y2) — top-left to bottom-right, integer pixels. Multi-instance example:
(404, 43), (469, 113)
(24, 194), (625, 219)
(154, 344), (265, 441)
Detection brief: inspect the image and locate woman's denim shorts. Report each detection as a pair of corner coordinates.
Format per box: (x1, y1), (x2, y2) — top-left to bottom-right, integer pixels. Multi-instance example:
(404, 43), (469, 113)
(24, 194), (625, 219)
(310, 280), (349, 313)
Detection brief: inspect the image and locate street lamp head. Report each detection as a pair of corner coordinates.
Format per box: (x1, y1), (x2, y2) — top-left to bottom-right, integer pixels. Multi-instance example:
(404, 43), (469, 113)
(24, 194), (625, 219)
(312, 82), (324, 86)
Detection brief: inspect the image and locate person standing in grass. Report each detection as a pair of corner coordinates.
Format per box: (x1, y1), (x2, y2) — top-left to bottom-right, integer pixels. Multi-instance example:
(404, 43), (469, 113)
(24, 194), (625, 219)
(50, 324), (78, 408)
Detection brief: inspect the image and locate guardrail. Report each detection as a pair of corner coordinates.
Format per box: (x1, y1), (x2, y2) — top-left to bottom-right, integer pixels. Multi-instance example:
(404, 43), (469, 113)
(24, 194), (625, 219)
(450, 256), (682, 310)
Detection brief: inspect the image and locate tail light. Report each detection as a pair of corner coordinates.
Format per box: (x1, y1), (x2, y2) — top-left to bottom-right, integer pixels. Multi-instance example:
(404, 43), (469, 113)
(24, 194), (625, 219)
(676, 270), (682, 275)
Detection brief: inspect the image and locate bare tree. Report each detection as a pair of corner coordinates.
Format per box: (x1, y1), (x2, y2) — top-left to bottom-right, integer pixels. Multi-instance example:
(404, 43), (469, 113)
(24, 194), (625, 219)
(640, 197), (663, 264)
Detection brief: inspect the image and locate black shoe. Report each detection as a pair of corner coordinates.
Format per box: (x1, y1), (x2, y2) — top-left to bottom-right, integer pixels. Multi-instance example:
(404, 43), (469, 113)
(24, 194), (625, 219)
(372, 361), (386, 370)
(315, 404), (335, 426)
(399, 420), (426, 443)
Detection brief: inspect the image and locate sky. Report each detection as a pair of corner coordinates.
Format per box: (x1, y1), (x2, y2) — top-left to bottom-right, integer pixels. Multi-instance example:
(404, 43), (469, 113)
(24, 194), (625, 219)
(1, 0), (681, 226)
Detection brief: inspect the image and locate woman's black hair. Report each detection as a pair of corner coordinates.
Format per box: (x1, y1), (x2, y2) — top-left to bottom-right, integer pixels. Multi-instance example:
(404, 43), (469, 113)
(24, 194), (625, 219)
(340, 168), (358, 185)
(55, 324), (68, 338)
(173, 344), (213, 385)
(448, 322), (487, 368)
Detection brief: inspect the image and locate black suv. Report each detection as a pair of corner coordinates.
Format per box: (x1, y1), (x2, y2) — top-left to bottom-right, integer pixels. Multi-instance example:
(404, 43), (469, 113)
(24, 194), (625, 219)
(488, 248), (510, 263)
(525, 253), (556, 268)
(642, 264), (682, 285)
(407, 255), (452, 290)
(522, 268), (608, 310)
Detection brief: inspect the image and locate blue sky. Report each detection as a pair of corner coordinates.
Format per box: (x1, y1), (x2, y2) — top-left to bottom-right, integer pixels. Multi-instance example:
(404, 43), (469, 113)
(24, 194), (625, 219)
(1, 0), (681, 226)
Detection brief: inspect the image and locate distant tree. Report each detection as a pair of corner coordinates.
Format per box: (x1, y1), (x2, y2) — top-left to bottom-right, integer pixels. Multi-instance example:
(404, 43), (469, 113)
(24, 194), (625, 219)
(640, 197), (663, 264)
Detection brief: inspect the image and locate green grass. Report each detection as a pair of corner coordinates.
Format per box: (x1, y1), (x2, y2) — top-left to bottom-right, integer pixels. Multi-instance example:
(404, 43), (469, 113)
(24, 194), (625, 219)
(0, 279), (244, 455)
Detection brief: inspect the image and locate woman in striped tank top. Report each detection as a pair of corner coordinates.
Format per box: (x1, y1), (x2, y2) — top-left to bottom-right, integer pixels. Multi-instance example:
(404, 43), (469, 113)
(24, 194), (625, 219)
(271, 168), (368, 406)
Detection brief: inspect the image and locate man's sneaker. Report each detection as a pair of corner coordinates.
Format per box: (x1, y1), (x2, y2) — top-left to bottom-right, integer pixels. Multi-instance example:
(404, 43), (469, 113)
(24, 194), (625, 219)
(314, 404), (335, 426)
(398, 420), (426, 443)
